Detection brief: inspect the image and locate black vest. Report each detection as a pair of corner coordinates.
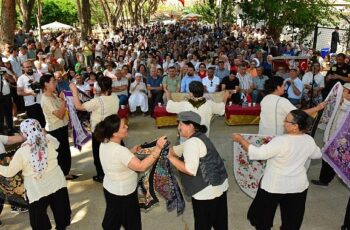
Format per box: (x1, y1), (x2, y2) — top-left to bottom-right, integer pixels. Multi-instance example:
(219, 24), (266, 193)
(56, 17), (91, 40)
(181, 132), (228, 197)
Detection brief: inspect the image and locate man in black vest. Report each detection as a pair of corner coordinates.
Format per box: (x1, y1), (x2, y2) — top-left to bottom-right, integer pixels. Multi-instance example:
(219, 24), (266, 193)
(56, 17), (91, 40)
(330, 27), (340, 53)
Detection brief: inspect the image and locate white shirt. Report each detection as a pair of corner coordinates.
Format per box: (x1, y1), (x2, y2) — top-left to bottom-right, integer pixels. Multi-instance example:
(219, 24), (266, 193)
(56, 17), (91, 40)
(75, 81), (90, 93)
(103, 69), (117, 79)
(0, 135), (66, 203)
(284, 77), (304, 99)
(237, 73), (252, 90)
(174, 137), (229, 200)
(100, 141), (138, 196)
(17, 73), (42, 106)
(248, 134), (322, 193)
(166, 99), (225, 136)
(259, 94), (296, 135)
(302, 72), (325, 89)
(0, 73), (11, 95)
(0, 135), (8, 153)
(202, 76), (220, 93)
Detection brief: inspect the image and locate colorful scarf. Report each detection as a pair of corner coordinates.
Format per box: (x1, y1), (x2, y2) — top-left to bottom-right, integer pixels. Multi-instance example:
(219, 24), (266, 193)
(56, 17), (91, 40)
(188, 96), (206, 108)
(20, 119), (48, 178)
(64, 91), (91, 150)
(322, 108), (350, 186)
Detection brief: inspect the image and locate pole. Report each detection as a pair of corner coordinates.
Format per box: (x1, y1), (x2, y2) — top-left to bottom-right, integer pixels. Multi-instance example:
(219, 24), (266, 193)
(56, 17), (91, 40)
(313, 24), (318, 50)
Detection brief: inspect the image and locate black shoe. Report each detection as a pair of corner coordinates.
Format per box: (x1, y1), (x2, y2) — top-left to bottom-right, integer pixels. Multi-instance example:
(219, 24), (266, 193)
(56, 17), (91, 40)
(92, 175), (104, 183)
(311, 179), (328, 188)
(66, 174), (79, 180)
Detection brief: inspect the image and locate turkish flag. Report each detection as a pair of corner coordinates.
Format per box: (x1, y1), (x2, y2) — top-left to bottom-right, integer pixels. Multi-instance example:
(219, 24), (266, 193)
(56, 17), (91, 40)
(298, 59), (308, 72)
(178, 0), (184, 6)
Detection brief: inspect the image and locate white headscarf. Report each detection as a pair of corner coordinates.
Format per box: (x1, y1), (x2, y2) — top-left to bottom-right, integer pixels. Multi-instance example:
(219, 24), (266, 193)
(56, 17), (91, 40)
(20, 119), (48, 178)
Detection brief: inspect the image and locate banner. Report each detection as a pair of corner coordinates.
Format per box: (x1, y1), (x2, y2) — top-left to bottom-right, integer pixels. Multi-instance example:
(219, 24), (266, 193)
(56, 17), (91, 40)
(318, 82), (343, 140)
(64, 91), (91, 150)
(322, 108), (350, 186)
(233, 134), (274, 198)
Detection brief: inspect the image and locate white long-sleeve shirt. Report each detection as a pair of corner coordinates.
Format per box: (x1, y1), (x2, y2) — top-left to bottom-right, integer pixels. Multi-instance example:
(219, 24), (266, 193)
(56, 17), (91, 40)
(248, 134), (322, 193)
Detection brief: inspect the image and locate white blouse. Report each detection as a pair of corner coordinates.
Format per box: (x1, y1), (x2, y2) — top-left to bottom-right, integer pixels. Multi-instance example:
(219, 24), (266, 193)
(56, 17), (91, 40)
(100, 141), (138, 196)
(259, 94), (296, 135)
(0, 135), (66, 203)
(248, 134), (322, 193)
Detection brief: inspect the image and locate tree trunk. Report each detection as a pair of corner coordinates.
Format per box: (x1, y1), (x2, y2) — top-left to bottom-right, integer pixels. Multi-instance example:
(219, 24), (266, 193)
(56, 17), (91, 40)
(36, 0), (42, 42)
(18, 0), (35, 32)
(81, 0), (92, 38)
(76, 0), (83, 38)
(0, 0), (16, 50)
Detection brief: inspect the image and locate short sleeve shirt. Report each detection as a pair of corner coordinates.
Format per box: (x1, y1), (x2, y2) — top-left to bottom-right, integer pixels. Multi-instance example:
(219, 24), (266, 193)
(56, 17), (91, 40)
(162, 75), (181, 92)
(221, 76), (239, 90)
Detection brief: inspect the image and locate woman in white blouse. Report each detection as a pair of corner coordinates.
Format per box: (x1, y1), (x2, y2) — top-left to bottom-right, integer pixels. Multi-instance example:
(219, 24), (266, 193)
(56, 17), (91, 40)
(0, 119), (71, 229)
(259, 76), (325, 135)
(40, 74), (77, 180)
(94, 114), (166, 230)
(233, 109), (322, 230)
(70, 77), (119, 183)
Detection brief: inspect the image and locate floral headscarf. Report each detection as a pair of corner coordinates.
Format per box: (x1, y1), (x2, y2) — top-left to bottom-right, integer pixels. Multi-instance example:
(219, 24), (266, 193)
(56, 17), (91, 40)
(20, 119), (48, 178)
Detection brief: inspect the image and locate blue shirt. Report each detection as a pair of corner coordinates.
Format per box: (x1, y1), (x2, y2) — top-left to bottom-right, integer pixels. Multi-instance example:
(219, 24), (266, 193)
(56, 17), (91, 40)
(147, 76), (163, 94)
(56, 80), (70, 94)
(253, 75), (269, 90)
(180, 75), (201, 93)
(285, 77), (303, 99)
(214, 68), (230, 81)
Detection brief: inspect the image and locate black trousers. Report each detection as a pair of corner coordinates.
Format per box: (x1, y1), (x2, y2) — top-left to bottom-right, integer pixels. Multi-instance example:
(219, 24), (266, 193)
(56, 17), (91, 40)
(25, 103), (46, 128)
(149, 91), (163, 116)
(29, 187), (71, 230)
(191, 191), (228, 230)
(0, 94), (13, 133)
(48, 125), (71, 176)
(342, 197), (350, 230)
(248, 187), (308, 230)
(102, 188), (141, 230)
(92, 134), (104, 177)
(319, 159), (336, 184)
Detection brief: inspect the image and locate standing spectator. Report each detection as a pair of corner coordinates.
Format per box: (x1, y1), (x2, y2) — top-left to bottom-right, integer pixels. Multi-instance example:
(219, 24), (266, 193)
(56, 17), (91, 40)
(232, 110), (322, 230)
(0, 68), (16, 135)
(18, 45), (28, 65)
(215, 60), (230, 82)
(180, 63), (201, 93)
(197, 63), (207, 79)
(330, 27), (340, 53)
(147, 66), (163, 115)
(103, 61), (116, 79)
(284, 67), (303, 106)
(54, 71), (70, 94)
(252, 66), (269, 103)
(302, 62), (324, 107)
(111, 69), (128, 106)
(7, 47), (23, 78)
(168, 111), (228, 230)
(202, 66), (220, 93)
(17, 61), (46, 128)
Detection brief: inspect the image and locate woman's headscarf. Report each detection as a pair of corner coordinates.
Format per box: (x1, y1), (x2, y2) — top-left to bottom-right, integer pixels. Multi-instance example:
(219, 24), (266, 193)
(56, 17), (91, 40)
(20, 119), (48, 178)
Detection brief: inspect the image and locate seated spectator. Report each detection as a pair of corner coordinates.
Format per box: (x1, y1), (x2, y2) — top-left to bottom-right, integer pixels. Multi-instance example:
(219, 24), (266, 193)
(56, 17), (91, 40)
(75, 74), (91, 97)
(197, 63), (207, 79)
(215, 60), (230, 82)
(275, 65), (289, 79)
(247, 59), (258, 78)
(221, 70), (241, 104)
(252, 66), (269, 103)
(111, 69), (128, 106)
(202, 66), (220, 93)
(237, 64), (254, 96)
(147, 66), (163, 116)
(285, 67), (304, 106)
(302, 62), (324, 107)
(262, 55), (273, 77)
(103, 61), (116, 79)
(129, 73), (148, 115)
(180, 63), (201, 93)
(162, 66), (180, 105)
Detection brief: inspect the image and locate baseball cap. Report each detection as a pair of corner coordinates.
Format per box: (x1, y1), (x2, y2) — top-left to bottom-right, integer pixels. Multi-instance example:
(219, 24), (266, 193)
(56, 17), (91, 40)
(177, 111), (201, 125)
(343, 83), (350, 90)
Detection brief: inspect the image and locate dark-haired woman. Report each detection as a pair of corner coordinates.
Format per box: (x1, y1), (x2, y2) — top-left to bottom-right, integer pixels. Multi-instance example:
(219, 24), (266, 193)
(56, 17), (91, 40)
(169, 111), (228, 230)
(197, 63), (207, 79)
(40, 74), (77, 180)
(259, 76), (325, 135)
(94, 114), (167, 230)
(233, 110), (322, 230)
(70, 76), (119, 182)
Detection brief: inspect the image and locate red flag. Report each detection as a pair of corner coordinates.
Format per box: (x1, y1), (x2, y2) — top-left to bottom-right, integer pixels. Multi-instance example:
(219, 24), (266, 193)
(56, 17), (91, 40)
(178, 0), (184, 6)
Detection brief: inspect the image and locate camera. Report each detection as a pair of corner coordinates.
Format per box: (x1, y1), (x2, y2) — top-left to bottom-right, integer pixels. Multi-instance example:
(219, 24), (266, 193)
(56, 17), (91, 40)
(28, 79), (41, 94)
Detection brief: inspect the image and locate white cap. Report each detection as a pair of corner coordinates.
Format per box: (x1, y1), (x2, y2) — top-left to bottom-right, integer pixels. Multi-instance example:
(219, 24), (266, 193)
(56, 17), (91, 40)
(1, 57), (9, 63)
(344, 83), (350, 90)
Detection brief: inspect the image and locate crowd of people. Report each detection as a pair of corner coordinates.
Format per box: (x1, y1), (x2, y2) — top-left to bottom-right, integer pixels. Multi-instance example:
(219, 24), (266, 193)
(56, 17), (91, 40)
(0, 20), (349, 229)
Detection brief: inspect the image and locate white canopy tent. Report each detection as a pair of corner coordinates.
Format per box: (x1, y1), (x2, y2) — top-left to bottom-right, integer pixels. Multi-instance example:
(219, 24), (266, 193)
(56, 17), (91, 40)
(41, 21), (74, 30)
